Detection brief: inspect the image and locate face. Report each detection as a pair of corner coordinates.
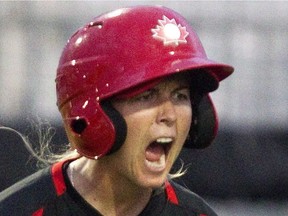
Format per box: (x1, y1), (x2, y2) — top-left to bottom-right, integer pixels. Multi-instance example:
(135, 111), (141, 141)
(104, 75), (192, 189)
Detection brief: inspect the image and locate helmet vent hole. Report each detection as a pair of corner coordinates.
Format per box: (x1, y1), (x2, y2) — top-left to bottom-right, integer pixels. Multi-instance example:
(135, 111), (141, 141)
(88, 21), (103, 29)
(71, 118), (87, 134)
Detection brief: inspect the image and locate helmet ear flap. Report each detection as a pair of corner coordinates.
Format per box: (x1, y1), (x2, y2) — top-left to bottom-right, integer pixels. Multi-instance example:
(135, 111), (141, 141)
(65, 101), (127, 158)
(185, 94), (218, 149)
(61, 94), (124, 159)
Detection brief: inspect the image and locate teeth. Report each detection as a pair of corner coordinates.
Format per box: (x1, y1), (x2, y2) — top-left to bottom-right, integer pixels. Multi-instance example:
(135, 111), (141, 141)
(156, 137), (173, 144)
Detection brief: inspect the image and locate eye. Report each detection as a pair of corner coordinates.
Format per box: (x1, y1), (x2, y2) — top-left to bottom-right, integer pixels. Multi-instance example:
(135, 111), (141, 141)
(131, 89), (158, 102)
(175, 92), (189, 100)
(172, 88), (190, 102)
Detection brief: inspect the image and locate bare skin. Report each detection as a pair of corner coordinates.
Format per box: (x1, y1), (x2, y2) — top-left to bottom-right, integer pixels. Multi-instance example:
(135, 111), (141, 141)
(67, 75), (192, 216)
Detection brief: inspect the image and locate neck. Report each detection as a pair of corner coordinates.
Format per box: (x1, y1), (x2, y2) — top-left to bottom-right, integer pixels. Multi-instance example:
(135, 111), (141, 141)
(68, 157), (153, 216)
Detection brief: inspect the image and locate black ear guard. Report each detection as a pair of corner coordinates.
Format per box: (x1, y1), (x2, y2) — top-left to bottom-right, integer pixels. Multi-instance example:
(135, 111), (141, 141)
(185, 94), (218, 149)
(101, 101), (127, 155)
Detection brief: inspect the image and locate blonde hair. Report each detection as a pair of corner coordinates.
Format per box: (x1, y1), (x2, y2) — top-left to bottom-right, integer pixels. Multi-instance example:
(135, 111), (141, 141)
(0, 120), (78, 168)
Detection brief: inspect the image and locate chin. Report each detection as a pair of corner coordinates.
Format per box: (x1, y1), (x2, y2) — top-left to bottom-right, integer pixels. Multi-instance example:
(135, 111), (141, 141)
(136, 172), (168, 189)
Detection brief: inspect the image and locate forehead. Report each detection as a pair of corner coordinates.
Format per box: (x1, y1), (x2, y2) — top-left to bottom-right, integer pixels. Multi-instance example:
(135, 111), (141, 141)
(114, 73), (191, 99)
(154, 73), (191, 89)
(161, 73), (191, 84)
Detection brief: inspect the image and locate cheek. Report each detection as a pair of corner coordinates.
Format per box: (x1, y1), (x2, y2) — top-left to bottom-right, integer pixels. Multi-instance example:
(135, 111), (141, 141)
(179, 106), (192, 133)
(124, 112), (152, 143)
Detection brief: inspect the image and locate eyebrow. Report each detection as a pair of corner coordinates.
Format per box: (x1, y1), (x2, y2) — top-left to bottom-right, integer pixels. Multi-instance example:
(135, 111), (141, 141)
(147, 84), (189, 92)
(172, 85), (190, 92)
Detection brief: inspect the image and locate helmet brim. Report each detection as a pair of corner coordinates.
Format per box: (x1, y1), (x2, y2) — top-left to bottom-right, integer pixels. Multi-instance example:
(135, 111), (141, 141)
(112, 57), (234, 99)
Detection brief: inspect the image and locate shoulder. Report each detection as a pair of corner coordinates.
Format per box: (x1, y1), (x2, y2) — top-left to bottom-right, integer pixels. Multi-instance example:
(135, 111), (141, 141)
(0, 166), (55, 214)
(169, 180), (218, 216)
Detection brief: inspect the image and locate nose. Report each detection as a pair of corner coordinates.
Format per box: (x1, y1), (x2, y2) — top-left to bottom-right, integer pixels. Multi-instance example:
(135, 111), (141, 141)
(156, 99), (177, 126)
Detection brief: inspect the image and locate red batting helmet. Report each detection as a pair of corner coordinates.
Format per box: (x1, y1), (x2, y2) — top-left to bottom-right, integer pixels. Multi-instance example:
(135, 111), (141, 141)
(56, 5), (234, 159)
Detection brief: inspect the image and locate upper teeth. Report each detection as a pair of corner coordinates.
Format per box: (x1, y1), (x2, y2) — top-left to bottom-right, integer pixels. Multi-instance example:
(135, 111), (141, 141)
(156, 138), (173, 143)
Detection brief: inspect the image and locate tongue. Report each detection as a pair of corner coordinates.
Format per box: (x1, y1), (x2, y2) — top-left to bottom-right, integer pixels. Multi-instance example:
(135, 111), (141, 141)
(145, 142), (165, 162)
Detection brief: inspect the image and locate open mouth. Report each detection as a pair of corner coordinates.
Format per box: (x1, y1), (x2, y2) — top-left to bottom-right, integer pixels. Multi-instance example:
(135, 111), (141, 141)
(144, 138), (173, 172)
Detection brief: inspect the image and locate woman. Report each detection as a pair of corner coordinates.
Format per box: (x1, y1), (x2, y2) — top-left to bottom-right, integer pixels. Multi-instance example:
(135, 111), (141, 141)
(0, 5), (233, 215)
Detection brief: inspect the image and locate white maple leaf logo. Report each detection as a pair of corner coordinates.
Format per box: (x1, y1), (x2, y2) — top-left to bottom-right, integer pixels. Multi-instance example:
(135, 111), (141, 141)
(151, 15), (189, 46)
